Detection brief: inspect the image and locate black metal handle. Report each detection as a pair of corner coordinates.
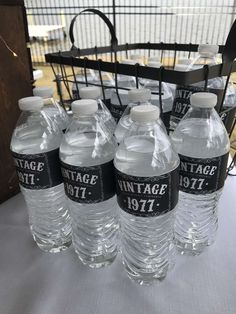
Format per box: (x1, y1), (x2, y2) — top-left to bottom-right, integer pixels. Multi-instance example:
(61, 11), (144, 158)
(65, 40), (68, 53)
(69, 9), (118, 52)
(223, 19), (236, 63)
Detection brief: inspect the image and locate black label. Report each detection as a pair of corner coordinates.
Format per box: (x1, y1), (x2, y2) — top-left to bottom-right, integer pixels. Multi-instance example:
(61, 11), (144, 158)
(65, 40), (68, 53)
(172, 85), (224, 123)
(179, 153), (229, 194)
(115, 168), (179, 217)
(110, 103), (127, 122)
(12, 149), (63, 189)
(61, 160), (115, 203)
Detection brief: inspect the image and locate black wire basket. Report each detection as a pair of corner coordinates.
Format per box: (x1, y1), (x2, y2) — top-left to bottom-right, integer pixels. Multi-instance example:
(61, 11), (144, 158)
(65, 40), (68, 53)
(45, 9), (236, 175)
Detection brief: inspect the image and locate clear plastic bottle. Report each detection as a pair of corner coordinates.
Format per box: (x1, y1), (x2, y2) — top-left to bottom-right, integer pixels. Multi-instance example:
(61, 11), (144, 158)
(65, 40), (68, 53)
(175, 58), (193, 68)
(60, 99), (119, 268)
(92, 71), (115, 109)
(10, 96), (72, 252)
(140, 61), (174, 130)
(168, 59), (193, 97)
(110, 59), (137, 122)
(72, 68), (97, 100)
(79, 86), (116, 134)
(114, 104), (179, 285)
(147, 56), (161, 64)
(170, 44), (224, 131)
(130, 53), (145, 65)
(171, 92), (230, 255)
(33, 86), (70, 132)
(114, 88), (166, 143)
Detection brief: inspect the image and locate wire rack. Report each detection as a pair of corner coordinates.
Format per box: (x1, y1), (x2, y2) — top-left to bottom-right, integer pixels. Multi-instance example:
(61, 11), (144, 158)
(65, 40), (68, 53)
(45, 9), (236, 176)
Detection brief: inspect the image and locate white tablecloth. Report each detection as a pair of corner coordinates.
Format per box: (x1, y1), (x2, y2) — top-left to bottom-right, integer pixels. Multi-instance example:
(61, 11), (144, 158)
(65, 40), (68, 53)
(0, 174), (236, 314)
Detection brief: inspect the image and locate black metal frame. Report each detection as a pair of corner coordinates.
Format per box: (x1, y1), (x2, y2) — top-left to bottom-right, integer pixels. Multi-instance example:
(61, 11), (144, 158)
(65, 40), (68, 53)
(45, 9), (236, 175)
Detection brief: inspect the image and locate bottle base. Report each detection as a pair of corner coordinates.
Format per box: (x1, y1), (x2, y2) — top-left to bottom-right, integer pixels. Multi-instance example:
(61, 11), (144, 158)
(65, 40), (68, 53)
(75, 249), (118, 269)
(123, 262), (170, 285)
(32, 233), (72, 253)
(174, 238), (214, 256)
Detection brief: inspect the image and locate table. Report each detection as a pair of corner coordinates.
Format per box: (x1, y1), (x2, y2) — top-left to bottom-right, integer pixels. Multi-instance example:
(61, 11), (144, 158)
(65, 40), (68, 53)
(0, 173), (236, 314)
(28, 25), (65, 41)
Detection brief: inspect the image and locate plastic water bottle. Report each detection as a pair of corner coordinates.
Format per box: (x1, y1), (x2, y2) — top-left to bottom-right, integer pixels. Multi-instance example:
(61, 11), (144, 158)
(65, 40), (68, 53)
(147, 56), (161, 63)
(79, 86), (116, 134)
(33, 86), (69, 132)
(92, 71), (115, 109)
(114, 104), (179, 284)
(72, 68), (96, 100)
(175, 58), (193, 68)
(114, 88), (166, 143)
(110, 59), (137, 122)
(10, 96), (72, 252)
(170, 44), (224, 131)
(114, 88), (151, 143)
(130, 53), (145, 65)
(171, 92), (230, 255)
(60, 99), (119, 268)
(140, 61), (174, 130)
(168, 59), (193, 97)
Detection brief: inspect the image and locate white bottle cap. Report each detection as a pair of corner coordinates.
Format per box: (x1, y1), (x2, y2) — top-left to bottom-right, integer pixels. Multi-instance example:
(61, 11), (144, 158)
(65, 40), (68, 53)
(131, 104), (160, 122)
(71, 99), (98, 115)
(147, 61), (162, 68)
(190, 92), (217, 108)
(198, 44), (219, 56)
(33, 86), (53, 98)
(128, 88), (151, 102)
(121, 59), (137, 65)
(79, 86), (101, 100)
(18, 96), (44, 111)
(147, 56), (161, 63)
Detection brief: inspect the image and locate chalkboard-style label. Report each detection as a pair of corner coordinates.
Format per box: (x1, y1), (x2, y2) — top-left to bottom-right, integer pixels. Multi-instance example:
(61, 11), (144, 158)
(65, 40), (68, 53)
(12, 149), (63, 189)
(110, 103), (127, 122)
(115, 168), (179, 217)
(172, 85), (224, 123)
(179, 153), (229, 194)
(61, 160), (115, 203)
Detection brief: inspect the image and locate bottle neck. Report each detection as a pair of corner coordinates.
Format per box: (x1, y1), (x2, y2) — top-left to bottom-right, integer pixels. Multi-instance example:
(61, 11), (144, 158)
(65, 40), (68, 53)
(73, 114), (97, 121)
(132, 119), (159, 128)
(189, 106), (214, 118)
